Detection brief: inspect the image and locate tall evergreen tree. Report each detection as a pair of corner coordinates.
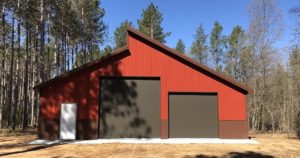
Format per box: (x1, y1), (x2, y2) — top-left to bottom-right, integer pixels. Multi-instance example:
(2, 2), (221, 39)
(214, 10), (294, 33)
(210, 21), (226, 72)
(137, 3), (170, 43)
(191, 24), (208, 64)
(114, 20), (132, 49)
(224, 25), (247, 79)
(12, 0), (22, 130)
(81, 0), (106, 53)
(175, 39), (185, 53)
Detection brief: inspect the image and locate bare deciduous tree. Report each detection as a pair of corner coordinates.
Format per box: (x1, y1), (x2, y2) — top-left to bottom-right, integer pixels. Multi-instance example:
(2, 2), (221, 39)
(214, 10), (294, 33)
(247, 0), (284, 131)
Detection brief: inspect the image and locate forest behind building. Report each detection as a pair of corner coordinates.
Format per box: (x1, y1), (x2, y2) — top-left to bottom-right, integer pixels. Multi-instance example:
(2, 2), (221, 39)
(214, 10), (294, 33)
(0, 0), (300, 136)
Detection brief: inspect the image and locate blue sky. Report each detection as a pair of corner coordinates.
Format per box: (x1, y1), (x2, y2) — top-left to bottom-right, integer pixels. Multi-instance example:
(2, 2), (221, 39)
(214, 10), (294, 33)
(102, 0), (299, 51)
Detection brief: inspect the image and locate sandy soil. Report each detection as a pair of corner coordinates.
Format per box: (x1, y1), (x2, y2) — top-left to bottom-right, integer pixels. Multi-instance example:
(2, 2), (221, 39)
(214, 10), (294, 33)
(0, 132), (299, 158)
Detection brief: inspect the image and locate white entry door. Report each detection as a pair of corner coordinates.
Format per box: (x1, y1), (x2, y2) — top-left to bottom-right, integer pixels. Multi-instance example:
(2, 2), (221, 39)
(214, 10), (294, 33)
(60, 103), (77, 140)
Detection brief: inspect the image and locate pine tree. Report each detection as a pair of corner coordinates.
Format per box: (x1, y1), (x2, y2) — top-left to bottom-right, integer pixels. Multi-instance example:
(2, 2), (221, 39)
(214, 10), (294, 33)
(0, 0), (8, 128)
(224, 25), (247, 79)
(81, 0), (106, 62)
(175, 39), (185, 53)
(210, 21), (226, 72)
(103, 45), (113, 54)
(191, 24), (208, 64)
(7, 6), (15, 128)
(0, 0), (108, 129)
(114, 20), (132, 49)
(12, 0), (22, 130)
(22, 0), (40, 128)
(73, 0), (107, 65)
(137, 3), (170, 43)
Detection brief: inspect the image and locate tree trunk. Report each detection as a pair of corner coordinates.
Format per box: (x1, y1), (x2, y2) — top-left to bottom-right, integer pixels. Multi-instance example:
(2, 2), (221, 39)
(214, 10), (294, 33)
(29, 30), (36, 126)
(75, 44), (78, 68)
(64, 32), (67, 71)
(12, 1), (21, 130)
(40, 0), (45, 83)
(7, 10), (15, 128)
(56, 38), (60, 76)
(53, 39), (57, 76)
(71, 46), (74, 69)
(0, 1), (6, 128)
(23, 23), (29, 129)
(47, 13), (51, 79)
(150, 19), (154, 39)
(61, 32), (64, 72)
(84, 42), (87, 64)
(67, 36), (69, 71)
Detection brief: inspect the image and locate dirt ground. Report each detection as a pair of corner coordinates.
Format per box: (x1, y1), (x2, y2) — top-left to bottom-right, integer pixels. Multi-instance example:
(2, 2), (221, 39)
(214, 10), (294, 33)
(0, 132), (299, 158)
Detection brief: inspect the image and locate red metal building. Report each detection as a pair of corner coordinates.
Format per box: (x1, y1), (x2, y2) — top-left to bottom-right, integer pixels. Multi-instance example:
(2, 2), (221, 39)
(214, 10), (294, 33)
(35, 27), (252, 140)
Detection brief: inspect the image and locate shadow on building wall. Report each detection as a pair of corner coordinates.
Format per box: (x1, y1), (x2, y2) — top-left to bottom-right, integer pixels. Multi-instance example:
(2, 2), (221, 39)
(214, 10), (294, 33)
(99, 78), (154, 138)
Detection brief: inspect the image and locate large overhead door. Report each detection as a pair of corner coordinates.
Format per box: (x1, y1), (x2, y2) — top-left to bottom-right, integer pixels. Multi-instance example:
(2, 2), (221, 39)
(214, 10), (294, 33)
(99, 77), (160, 138)
(169, 93), (218, 138)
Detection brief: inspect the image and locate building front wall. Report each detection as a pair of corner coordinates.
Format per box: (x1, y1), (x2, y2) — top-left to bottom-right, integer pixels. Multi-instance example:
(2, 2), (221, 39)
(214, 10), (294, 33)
(39, 34), (248, 139)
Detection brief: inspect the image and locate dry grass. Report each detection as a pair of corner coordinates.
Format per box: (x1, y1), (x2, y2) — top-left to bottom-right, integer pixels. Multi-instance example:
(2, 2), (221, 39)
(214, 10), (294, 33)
(0, 132), (299, 158)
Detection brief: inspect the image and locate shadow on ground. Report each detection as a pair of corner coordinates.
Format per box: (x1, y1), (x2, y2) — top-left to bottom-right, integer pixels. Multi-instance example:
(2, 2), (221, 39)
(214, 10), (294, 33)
(184, 151), (274, 158)
(0, 142), (67, 157)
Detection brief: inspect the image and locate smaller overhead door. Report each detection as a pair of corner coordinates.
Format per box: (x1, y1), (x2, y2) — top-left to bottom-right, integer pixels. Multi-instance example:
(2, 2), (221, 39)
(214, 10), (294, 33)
(169, 93), (218, 138)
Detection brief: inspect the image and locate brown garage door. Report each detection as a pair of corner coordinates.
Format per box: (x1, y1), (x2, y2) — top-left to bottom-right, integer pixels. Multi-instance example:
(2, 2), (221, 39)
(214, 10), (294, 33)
(99, 77), (160, 138)
(169, 93), (218, 138)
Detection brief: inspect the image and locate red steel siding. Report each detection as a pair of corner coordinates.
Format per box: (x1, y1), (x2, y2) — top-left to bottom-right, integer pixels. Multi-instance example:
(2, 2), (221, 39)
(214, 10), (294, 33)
(126, 35), (246, 121)
(39, 33), (247, 139)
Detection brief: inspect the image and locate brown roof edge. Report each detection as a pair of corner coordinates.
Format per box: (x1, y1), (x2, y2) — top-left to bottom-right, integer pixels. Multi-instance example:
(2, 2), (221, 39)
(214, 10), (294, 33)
(33, 46), (129, 90)
(127, 26), (253, 94)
